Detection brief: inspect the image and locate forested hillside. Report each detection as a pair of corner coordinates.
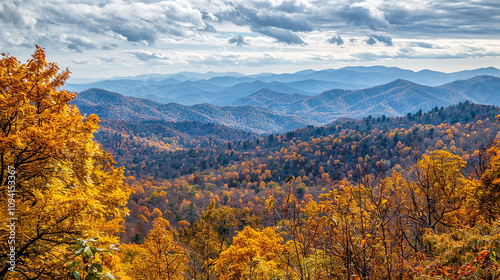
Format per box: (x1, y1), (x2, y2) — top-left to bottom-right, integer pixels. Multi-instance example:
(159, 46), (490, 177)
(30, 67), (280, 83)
(73, 88), (310, 133)
(105, 100), (500, 279)
(102, 101), (498, 235)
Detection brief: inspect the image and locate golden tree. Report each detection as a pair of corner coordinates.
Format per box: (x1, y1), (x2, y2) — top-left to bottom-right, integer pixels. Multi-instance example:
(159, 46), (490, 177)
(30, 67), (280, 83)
(215, 226), (284, 280)
(123, 218), (187, 280)
(395, 150), (471, 244)
(0, 46), (131, 279)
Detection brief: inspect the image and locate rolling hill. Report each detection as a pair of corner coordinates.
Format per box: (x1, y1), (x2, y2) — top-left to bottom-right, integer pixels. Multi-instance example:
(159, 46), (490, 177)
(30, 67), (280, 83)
(72, 88), (310, 133)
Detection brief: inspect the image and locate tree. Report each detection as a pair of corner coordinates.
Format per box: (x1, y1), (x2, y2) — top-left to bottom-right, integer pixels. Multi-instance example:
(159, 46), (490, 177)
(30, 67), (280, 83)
(125, 218), (187, 280)
(395, 150), (471, 249)
(0, 46), (131, 279)
(477, 141), (500, 221)
(215, 226), (284, 280)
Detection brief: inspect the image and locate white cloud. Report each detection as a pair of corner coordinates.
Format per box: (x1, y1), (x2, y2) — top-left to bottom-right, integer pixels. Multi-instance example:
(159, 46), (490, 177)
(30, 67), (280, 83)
(126, 50), (169, 61)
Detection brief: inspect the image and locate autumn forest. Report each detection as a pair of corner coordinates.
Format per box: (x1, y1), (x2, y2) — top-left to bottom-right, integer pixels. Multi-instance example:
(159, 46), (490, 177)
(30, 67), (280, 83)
(2, 47), (500, 280)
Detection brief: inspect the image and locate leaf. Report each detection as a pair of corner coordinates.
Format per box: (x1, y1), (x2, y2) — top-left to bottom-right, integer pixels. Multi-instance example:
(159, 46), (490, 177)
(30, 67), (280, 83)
(73, 271), (81, 280)
(105, 272), (115, 280)
(85, 274), (96, 280)
(92, 263), (103, 273)
(73, 248), (84, 257)
(268, 195), (274, 210)
(66, 261), (77, 270)
(84, 246), (93, 257)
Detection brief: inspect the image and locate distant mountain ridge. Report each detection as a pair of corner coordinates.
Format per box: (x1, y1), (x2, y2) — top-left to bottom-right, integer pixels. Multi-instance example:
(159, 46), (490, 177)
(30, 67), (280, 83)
(65, 66), (500, 106)
(233, 75), (500, 123)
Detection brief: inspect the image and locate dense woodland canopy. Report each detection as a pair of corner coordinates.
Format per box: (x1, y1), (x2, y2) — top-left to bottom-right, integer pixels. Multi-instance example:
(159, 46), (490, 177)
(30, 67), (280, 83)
(2, 47), (500, 280)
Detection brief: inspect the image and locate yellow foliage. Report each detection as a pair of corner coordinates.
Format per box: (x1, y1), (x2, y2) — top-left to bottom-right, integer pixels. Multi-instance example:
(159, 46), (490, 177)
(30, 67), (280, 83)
(215, 226), (284, 279)
(0, 46), (131, 279)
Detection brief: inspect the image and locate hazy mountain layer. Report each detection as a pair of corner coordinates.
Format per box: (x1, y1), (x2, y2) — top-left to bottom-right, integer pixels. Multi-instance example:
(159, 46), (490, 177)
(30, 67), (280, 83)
(65, 66), (500, 106)
(233, 76), (500, 123)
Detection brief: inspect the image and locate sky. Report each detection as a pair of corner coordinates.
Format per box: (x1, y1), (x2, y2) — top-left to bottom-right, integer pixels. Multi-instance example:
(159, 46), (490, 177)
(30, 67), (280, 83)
(1, 0), (500, 79)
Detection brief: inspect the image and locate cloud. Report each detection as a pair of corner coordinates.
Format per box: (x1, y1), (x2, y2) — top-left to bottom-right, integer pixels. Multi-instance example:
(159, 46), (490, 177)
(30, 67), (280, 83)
(127, 50), (168, 61)
(229, 35), (246, 46)
(248, 11), (313, 32)
(271, 0), (313, 13)
(210, 2), (313, 45)
(101, 43), (119, 50)
(252, 26), (306, 45)
(65, 35), (98, 52)
(412, 41), (435, 49)
(340, 1), (390, 30)
(366, 35), (393, 46)
(366, 37), (377, 45)
(29, 0), (210, 45)
(382, 0), (500, 37)
(2, 0), (500, 78)
(0, 0), (37, 29)
(71, 58), (92, 64)
(328, 36), (344, 46)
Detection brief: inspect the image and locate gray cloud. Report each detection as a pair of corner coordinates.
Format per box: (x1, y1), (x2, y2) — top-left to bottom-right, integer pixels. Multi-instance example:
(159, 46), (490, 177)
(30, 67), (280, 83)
(111, 25), (158, 45)
(366, 37), (376, 45)
(66, 36), (98, 53)
(101, 43), (119, 50)
(249, 11), (313, 32)
(67, 44), (82, 53)
(0, 0), (37, 28)
(328, 36), (344, 46)
(24, 0), (209, 46)
(340, 2), (390, 30)
(413, 42), (435, 49)
(382, 0), (500, 38)
(229, 35), (246, 46)
(2, 0), (500, 76)
(3, 0), (499, 50)
(252, 26), (306, 45)
(211, 3), (312, 45)
(213, 3), (313, 32)
(366, 35), (393, 46)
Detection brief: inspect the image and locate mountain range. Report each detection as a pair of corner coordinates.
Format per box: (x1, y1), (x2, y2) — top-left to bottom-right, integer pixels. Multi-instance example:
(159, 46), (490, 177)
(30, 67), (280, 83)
(73, 88), (309, 134)
(65, 66), (500, 106)
(234, 75), (500, 122)
(72, 75), (500, 133)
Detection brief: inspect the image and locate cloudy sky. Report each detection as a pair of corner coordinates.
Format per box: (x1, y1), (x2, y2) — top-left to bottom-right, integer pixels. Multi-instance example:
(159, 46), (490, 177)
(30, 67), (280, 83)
(2, 0), (500, 79)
